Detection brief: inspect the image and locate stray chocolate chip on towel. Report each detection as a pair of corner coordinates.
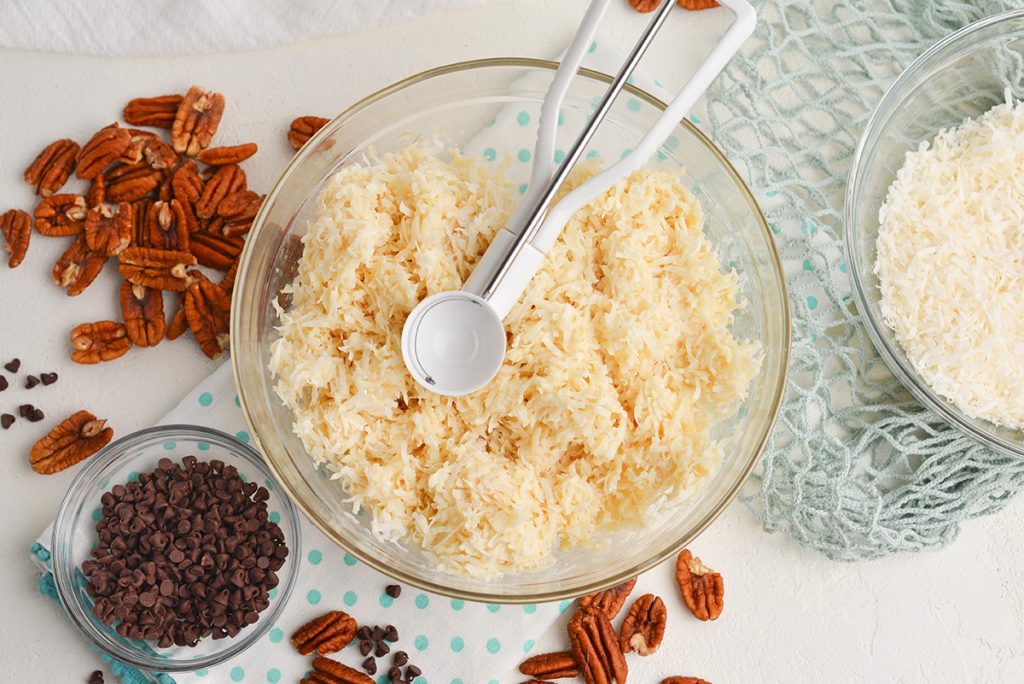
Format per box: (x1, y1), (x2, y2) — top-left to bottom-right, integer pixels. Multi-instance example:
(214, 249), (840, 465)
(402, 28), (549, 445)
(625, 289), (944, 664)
(4, 358), (20, 373)
(385, 584), (401, 599)
(88, 670), (104, 684)
(0, 375), (7, 391)
(1, 414), (13, 429)
(41, 372), (58, 385)
(25, 374), (39, 388)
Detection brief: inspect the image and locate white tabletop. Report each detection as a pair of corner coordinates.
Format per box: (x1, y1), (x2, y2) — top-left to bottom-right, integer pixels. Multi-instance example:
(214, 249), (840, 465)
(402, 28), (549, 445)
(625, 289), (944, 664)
(2, 1), (1023, 682)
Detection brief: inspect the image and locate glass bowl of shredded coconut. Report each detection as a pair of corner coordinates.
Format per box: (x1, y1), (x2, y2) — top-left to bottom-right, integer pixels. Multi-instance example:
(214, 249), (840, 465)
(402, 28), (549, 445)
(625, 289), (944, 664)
(847, 10), (1024, 458)
(231, 59), (790, 600)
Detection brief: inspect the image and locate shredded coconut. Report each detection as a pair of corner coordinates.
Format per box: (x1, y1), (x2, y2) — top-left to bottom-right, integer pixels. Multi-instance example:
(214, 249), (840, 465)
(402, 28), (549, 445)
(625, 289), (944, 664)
(876, 93), (1024, 430)
(269, 144), (760, 577)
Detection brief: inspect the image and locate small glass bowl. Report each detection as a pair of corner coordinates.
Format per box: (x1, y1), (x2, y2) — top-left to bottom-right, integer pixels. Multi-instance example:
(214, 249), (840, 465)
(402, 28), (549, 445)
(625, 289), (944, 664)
(846, 9), (1024, 457)
(51, 425), (302, 673)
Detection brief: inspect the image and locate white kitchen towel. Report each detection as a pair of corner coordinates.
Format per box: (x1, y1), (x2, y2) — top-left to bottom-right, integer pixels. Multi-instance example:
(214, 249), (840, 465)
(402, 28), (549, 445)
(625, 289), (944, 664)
(0, 0), (502, 57)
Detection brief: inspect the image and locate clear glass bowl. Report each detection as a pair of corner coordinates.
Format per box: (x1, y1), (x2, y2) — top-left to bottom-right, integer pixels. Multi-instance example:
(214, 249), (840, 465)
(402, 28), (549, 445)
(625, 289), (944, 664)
(51, 425), (302, 673)
(846, 10), (1024, 457)
(231, 58), (790, 602)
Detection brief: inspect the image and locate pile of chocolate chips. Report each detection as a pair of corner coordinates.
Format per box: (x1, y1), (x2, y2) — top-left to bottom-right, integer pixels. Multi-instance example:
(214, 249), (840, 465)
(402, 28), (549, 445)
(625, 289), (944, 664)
(357, 624), (422, 682)
(1, 357), (58, 429)
(82, 456), (288, 647)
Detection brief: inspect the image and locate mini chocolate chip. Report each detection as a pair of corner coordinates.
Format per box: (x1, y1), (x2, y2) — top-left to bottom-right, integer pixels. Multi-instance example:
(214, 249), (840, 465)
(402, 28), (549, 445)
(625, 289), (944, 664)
(40, 372), (58, 385)
(1, 414), (13, 429)
(406, 665), (422, 678)
(25, 375), (39, 389)
(371, 625), (385, 641)
(385, 584), (401, 598)
(375, 640), (390, 657)
(28, 408), (44, 422)
(18, 404), (32, 418)
(384, 625), (399, 642)
(359, 639), (373, 656)
(88, 670), (105, 684)
(388, 666), (402, 679)
(0, 376), (7, 391)
(393, 651), (408, 667)
(362, 657), (377, 675)
(3, 359), (19, 373)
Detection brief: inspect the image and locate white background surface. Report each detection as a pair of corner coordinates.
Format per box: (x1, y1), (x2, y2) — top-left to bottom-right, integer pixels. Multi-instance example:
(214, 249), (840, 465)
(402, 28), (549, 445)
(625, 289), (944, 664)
(1, 1), (1023, 682)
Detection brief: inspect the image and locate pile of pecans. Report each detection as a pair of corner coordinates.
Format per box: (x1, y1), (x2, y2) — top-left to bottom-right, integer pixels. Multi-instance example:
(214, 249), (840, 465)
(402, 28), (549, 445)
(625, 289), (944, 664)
(1, 85), (263, 364)
(519, 547), (724, 684)
(82, 456), (288, 647)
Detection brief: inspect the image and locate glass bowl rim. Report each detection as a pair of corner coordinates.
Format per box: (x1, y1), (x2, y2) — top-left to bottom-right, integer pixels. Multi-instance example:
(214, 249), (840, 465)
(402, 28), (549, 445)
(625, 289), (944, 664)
(844, 8), (1024, 459)
(230, 56), (791, 602)
(50, 423), (302, 672)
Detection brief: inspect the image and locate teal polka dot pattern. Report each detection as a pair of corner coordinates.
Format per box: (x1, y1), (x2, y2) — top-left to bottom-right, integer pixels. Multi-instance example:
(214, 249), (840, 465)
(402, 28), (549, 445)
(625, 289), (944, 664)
(516, 111), (530, 126)
(127, 471), (139, 482)
(379, 593), (394, 608)
(486, 638), (500, 654)
(553, 149), (565, 164)
(450, 599), (464, 611)
(803, 258), (814, 271)
(268, 587), (278, 600)
(518, 183), (528, 196)
(627, 98), (642, 112)
(264, 479), (275, 490)
(559, 600), (572, 613)
(307, 549), (322, 565)
(198, 391), (213, 407)
(269, 511), (280, 524)
(268, 627), (283, 643)
(807, 295), (819, 310)
(839, 262), (848, 273)
(586, 149), (600, 159)
(666, 135), (680, 149)
(230, 666), (245, 682)
(235, 430), (250, 443)
(343, 553), (357, 566)
(452, 680), (464, 684)
(195, 670), (209, 677)
(267, 668), (281, 683)
(234, 394), (241, 407)
(307, 589), (321, 605)
(558, 112), (565, 126)
(523, 639), (535, 653)
(620, 148), (633, 160)
(414, 635), (429, 651)
(523, 604), (537, 614)
(343, 590), (357, 607)
(517, 149), (531, 163)
(91, 507), (102, 522)
(415, 593), (429, 609)
(162, 441), (176, 451)
(483, 147), (496, 161)
(450, 636), (464, 652)
(197, 441), (210, 451)
(588, 40), (597, 54)
(485, 603), (500, 613)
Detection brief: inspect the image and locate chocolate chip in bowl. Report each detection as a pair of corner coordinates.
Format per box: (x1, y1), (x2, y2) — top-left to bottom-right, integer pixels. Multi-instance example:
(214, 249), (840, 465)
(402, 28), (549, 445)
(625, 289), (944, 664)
(50, 425), (300, 672)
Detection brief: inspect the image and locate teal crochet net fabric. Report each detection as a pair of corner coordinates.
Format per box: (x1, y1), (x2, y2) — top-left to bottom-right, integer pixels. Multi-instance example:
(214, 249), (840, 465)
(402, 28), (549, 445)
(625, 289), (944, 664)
(706, 0), (1024, 560)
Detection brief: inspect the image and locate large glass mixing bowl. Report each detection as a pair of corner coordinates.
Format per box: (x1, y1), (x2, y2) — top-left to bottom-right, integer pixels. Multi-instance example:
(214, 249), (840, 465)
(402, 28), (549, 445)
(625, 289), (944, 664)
(231, 59), (790, 602)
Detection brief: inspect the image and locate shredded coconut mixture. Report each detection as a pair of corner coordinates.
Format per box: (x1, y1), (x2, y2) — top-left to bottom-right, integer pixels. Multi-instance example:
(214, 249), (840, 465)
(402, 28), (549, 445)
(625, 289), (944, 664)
(876, 94), (1024, 430)
(270, 145), (760, 576)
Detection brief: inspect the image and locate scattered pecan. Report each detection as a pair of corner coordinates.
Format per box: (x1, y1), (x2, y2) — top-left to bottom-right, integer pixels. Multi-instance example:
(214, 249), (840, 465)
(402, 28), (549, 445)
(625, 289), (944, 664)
(118, 246), (196, 291)
(24, 139), (80, 197)
(130, 198), (153, 247)
(85, 203), (133, 256)
(166, 298), (189, 340)
(76, 124), (131, 180)
(305, 656), (374, 684)
(676, 549), (724, 621)
(70, 321), (131, 364)
(53, 235), (107, 296)
(580, 578), (637, 620)
(198, 143), (258, 166)
(289, 116), (330, 150)
(677, 0), (718, 9)
(171, 86), (225, 156)
(119, 280), (165, 347)
(29, 410), (113, 474)
(189, 231), (244, 270)
(619, 594), (666, 656)
(123, 94), (184, 128)
(291, 610), (358, 656)
(217, 190), (262, 222)
(519, 651), (580, 680)
(568, 607), (628, 684)
(184, 273), (231, 358)
(124, 129), (178, 170)
(86, 176), (106, 207)
(195, 164), (246, 219)
(219, 258), (239, 295)
(628, 0), (660, 11)
(35, 194), (87, 236)
(147, 200), (190, 251)
(661, 678), (711, 684)
(104, 162), (162, 202)
(171, 159), (204, 204)
(1, 209), (32, 268)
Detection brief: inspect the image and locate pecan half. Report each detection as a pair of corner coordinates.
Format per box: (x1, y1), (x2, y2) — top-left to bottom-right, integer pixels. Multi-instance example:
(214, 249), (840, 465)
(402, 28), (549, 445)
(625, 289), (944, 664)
(171, 86), (225, 156)
(85, 203), (133, 256)
(198, 143), (258, 166)
(29, 410), (113, 474)
(130, 198), (153, 248)
(676, 549), (723, 621)
(568, 608), (628, 684)
(166, 298), (189, 340)
(619, 594), (666, 656)
(124, 94), (184, 128)
(35, 194), (88, 236)
(118, 246), (196, 291)
(306, 656), (374, 684)
(184, 273), (231, 358)
(289, 116), (330, 150)
(76, 124), (131, 180)
(217, 190), (262, 222)
(70, 321), (131, 364)
(24, 139), (80, 197)
(662, 678), (711, 684)
(291, 610), (357, 656)
(120, 280), (165, 347)
(1, 209), (31, 268)
(219, 258), (239, 295)
(580, 578), (637, 620)
(189, 231), (244, 270)
(677, 0), (718, 9)
(519, 651), (579, 680)
(86, 176), (106, 207)
(104, 162), (162, 202)
(171, 159), (204, 204)
(124, 130), (178, 170)
(147, 200), (190, 251)
(195, 164), (246, 219)
(53, 235), (107, 296)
